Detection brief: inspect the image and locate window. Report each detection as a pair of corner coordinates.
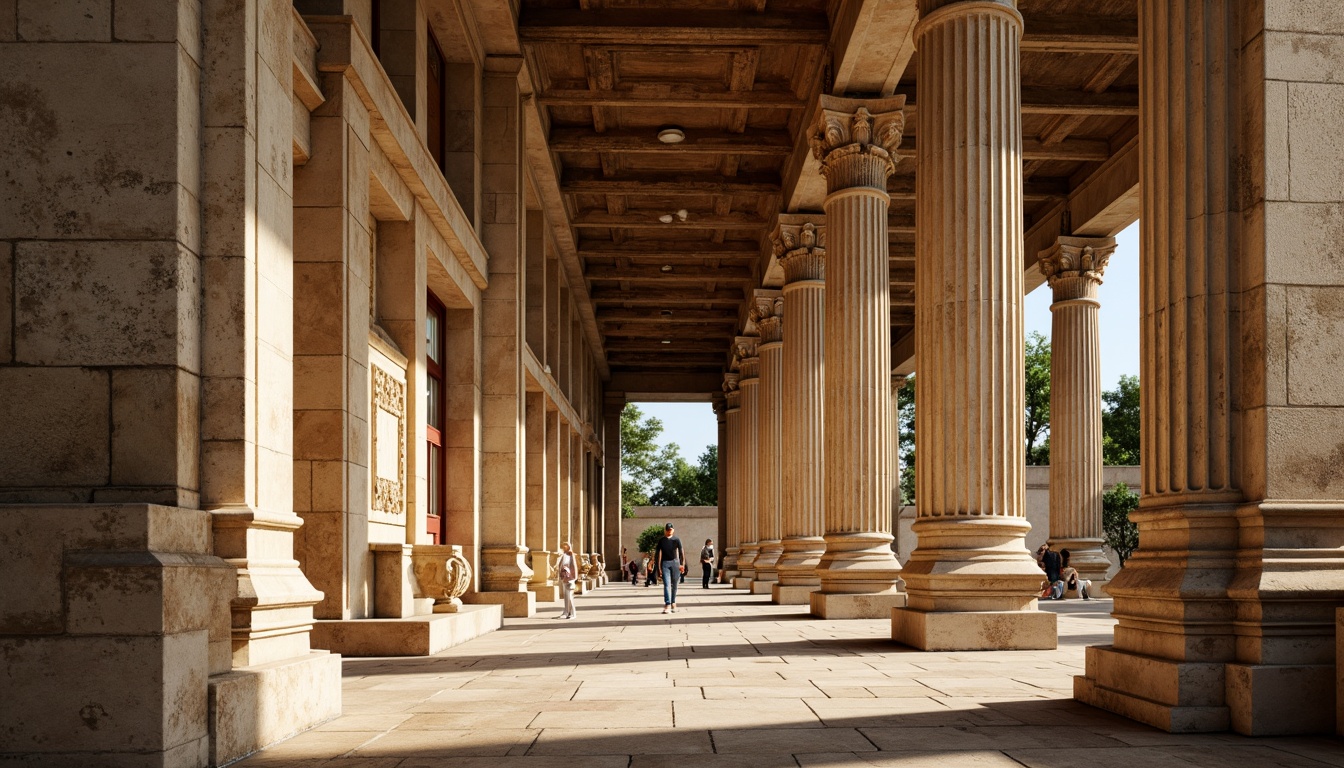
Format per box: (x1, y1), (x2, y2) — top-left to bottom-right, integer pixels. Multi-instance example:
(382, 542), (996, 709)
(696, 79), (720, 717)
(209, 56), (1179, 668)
(426, 293), (446, 542)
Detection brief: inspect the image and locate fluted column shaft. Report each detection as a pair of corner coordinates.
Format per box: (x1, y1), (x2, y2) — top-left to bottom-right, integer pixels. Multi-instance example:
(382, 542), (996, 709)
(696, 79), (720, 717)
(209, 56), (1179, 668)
(1043, 237), (1115, 589)
(722, 374), (742, 575)
(892, 0), (1055, 650)
(807, 96), (906, 616)
(776, 220), (827, 592)
(735, 339), (761, 579)
(752, 294), (784, 585)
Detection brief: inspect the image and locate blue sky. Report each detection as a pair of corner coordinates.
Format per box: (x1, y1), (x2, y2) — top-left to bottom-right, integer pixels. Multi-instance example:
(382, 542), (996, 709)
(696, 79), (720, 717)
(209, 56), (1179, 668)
(633, 222), (1141, 461)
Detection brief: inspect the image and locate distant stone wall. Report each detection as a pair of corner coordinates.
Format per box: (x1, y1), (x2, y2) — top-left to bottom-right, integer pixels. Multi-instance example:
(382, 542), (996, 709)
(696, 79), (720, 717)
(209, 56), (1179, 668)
(895, 465), (1141, 579)
(622, 506), (718, 566)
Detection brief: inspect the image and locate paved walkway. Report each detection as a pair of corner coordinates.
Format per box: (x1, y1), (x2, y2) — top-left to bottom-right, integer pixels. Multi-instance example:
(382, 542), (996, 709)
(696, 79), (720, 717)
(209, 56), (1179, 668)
(240, 581), (1343, 767)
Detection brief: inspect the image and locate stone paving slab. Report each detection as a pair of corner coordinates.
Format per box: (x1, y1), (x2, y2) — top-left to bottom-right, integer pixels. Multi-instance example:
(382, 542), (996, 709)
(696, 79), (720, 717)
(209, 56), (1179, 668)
(237, 582), (1343, 767)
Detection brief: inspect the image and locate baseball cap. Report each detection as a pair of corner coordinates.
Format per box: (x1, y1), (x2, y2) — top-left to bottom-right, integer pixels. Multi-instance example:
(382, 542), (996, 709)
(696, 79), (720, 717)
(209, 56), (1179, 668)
(664, 523), (674, 530)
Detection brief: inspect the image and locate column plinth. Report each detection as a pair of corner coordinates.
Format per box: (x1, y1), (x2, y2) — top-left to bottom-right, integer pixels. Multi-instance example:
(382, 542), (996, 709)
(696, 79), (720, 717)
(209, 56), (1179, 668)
(733, 337), (761, 588)
(806, 96), (908, 619)
(722, 373), (742, 579)
(1043, 237), (1116, 596)
(772, 219), (828, 604)
(750, 292), (784, 593)
(891, 0), (1056, 650)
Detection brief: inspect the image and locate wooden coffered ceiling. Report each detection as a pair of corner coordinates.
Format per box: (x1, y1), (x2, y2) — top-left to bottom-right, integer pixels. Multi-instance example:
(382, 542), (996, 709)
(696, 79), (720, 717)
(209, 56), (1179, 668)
(518, 0), (1140, 387)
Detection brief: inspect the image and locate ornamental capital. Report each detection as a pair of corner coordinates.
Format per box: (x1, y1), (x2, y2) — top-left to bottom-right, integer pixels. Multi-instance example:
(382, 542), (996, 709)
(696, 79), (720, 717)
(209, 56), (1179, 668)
(733, 335), (760, 380)
(891, 372), (908, 393)
(723, 372), (740, 393)
(772, 217), (826, 284)
(809, 94), (907, 191)
(749, 291), (784, 343)
(1038, 236), (1116, 296)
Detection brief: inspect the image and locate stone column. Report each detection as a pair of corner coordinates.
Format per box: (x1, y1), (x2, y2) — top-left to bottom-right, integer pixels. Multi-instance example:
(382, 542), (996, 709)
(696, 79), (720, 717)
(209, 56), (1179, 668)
(891, 0), (1056, 650)
(750, 290), (784, 593)
(470, 57), (534, 618)
(722, 373), (743, 579)
(602, 396), (624, 580)
(806, 96), (907, 619)
(525, 391), (557, 602)
(1078, 0), (1344, 737)
(1041, 237), (1116, 595)
(714, 395), (729, 576)
(773, 218), (828, 605)
(733, 336), (761, 588)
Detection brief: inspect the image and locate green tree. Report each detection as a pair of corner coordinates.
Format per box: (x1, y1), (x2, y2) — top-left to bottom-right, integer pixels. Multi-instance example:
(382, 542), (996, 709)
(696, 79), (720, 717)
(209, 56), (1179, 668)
(1102, 374), (1141, 465)
(1024, 331), (1051, 465)
(620, 404), (676, 517)
(1102, 481), (1140, 566)
(898, 376), (916, 506)
(635, 524), (666, 556)
(651, 445), (718, 506)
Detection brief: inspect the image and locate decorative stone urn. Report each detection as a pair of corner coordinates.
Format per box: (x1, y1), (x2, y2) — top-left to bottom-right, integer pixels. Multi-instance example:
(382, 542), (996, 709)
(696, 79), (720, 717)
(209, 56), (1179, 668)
(528, 549), (555, 586)
(411, 544), (473, 613)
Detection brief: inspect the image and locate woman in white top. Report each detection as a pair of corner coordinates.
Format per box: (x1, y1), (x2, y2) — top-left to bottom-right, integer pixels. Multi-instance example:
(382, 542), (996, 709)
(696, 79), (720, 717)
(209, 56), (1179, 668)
(555, 542), (578, 620)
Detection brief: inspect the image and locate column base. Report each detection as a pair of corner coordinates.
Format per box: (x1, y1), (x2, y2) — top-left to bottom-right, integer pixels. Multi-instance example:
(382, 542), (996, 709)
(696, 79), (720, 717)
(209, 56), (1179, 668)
(463, 589), (535, 618)
(1226, 662), (1337, 736)
(309, 604), (502, 657)
(208, 650), (342, 767)
(1074, 645), (1229, 732)
(732, 577), (754, 590)
(771, 584), (817, 605)
(528, 583), (560, 602)
(892, 607), (1057, 651)
(809, 590), (907, 619)
(749, 579), (776, 595)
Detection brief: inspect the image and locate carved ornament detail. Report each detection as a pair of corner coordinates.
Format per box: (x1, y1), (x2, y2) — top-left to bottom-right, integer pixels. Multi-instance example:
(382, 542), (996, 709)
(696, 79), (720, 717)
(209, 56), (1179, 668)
(774, 221), (826, 284)
(371, 365), (407, 517)
(809, 95), (908, 191)
(750, 294), (785, 344)
(412, 544), (473, 613)
(734, 335), (761, 380)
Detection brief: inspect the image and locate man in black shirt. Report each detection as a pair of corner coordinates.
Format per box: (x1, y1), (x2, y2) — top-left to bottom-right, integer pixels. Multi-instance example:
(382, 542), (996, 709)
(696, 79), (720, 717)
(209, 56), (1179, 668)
(653, 523), (685, 613)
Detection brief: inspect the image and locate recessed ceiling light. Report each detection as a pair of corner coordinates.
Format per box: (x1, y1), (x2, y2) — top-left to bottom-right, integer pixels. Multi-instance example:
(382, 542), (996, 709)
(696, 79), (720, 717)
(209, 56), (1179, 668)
(658, 214), (674, 224)
(660, 310), (673, 317)
(657, 127), (686, 144)
(661, 339), (672, 344)
(660, 265), (673, 273)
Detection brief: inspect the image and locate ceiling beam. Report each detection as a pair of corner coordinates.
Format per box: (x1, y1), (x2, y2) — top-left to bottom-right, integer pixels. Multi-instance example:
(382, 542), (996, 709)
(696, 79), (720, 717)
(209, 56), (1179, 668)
(602, 322), (736, 337)
(586, 264), (754, 281)
(892, 136), (1112, 163)
(548, 127), (793, 155)
(536, 86), (806, 110)
(517, 8), (830, 46)
(578, 241), (760, 259)
(573, 211), (769, 231)
(1019, 15), (1138, 55)
(597, 308), (740, 322)
(560, 169), (782, 196)
(898, 85), (1137, 117)
(590, 287), (744, 304)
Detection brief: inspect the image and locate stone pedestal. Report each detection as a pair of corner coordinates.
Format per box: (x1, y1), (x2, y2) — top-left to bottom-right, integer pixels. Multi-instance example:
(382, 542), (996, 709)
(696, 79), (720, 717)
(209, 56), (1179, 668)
(892, 0), (1054, 649)
(773, 217), (828, 605)
(750, 291), (784, 591)
(1042, 237), (1117, 596)
(528, 549), (560, 603)
(734, 336), (762, 583)
(806, 96), (907, 620)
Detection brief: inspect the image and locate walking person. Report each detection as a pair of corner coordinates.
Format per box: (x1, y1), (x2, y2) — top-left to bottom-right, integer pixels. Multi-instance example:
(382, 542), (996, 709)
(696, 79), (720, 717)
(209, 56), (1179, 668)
(653, 523), (686, 613)
(700, 539), (715, 589)
(555, 542), (578, 620)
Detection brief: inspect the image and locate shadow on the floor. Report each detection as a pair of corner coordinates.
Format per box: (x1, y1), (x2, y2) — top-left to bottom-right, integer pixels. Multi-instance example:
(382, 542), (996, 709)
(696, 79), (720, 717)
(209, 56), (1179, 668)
(235, 694), (1344, 767)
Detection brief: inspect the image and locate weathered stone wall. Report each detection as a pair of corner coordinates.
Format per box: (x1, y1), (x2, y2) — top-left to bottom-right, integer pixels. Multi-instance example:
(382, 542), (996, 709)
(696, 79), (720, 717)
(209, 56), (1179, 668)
(624, 506), (720, 566)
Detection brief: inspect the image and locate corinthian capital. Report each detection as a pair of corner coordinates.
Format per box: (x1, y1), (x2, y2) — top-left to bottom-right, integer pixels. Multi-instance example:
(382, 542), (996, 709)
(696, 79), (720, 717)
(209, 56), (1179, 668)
(1038, 236), (1116, 288)
(734, 335), (761, 380)
(772, 215), (826, 284)
(749, 290), (784, 344)
(724, 372), (742, 408)
(809, 94), (907, 191)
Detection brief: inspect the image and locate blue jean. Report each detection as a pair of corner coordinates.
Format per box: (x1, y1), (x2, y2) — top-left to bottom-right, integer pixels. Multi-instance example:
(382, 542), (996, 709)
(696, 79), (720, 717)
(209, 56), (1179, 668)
(661, 561), (681, 605)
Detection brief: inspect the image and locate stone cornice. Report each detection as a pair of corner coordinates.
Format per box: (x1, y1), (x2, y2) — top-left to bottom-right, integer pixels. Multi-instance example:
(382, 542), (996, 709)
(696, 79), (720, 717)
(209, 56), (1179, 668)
(809, 94), (907, 192)
(773, 219), (826, 284)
